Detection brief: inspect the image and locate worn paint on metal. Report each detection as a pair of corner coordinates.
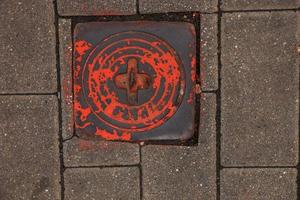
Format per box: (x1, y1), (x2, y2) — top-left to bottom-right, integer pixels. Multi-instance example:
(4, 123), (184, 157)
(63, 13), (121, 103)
(73, 22), (196, 142)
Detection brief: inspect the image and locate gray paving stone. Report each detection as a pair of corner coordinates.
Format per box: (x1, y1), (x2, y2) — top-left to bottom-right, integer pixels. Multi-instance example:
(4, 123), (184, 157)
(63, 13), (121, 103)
(221, 12), (299, 166)
(0, 96), (60, 199)
(222, 0), (300, 11)
(64, 137), (140, 166)
(64, 167), (140, 200)
(139, 0), (218, 13)
(221, 169), (298, 200)
(200, 14), (218, 91)
(142, 93), (216, 199)
(0, 0), (56, 93)
(57, 0), (136, 16)
(59, 19), (74, 140)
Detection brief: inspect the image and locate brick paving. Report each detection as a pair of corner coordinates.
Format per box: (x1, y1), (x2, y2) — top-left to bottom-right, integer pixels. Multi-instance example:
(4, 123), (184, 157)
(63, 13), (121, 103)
(57, 0), (136, 16)
(0, 96), (60, 199)
(64, 138), (140, 167)
(64, 167), (140, 199)
(221, 169), (298, 200)
(0, 1), (299, 200)
(0, 0), (56, 93)
(200, 14), (218, 91)
(221, 0), (299, 11)
(139, 0), (218, 13)
(221, 12), (299, 166)
(58, 18), (73, 140)
(142, 94), (216, 199)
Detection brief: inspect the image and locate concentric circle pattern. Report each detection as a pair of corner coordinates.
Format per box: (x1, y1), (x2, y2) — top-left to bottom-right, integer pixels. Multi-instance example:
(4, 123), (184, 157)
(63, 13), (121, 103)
(82, 31), (185, 132)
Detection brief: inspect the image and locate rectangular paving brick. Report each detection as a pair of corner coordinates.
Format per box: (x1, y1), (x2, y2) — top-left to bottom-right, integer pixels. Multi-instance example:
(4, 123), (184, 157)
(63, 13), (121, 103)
(64, 167), (139, 200)
(63, 137), (140, 166)
(221, 12), (299, 166)
(57, 0), (136, 16)
(0, 96), (60, 199)
(139, 0), (218, 13)
(59, 19), (74, 140)
(200, 14), (218, 91)
(142, 93), (216, 199)
(221, 169), (298, 200)
(222, 0), (300, 11)
(0, 0), (56, 93)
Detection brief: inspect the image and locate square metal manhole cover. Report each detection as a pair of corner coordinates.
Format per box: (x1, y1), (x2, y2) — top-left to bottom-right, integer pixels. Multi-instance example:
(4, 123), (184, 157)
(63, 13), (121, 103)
(73, 21), (196, 142)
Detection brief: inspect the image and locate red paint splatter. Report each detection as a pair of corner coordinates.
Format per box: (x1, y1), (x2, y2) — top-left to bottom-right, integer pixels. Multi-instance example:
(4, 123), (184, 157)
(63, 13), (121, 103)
(74, 32), (186, 140)
(75, 40), (92, 62)
(82, 34), (183, 130)
(187, 55), (196, 104)
(95, 128), (131, 141)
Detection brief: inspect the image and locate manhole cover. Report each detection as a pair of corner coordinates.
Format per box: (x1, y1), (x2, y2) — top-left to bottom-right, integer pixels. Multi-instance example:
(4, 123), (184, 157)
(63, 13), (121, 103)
(73, 21), (196, 142)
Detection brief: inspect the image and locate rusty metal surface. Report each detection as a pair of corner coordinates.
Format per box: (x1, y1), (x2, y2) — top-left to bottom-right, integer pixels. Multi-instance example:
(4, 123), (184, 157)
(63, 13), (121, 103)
(73, 21), (196, 142)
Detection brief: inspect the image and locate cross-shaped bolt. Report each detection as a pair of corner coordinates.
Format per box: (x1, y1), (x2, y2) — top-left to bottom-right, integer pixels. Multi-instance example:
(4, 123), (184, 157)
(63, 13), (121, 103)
(114, 58), (151, 105)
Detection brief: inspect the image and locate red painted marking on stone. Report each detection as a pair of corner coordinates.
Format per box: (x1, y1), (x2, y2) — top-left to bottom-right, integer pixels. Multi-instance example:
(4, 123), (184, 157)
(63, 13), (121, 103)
(78, 140), (112, 151)
(78, 140), (93, 151)
(188, 55), (196, 104)
(190, 56), (196, 82)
